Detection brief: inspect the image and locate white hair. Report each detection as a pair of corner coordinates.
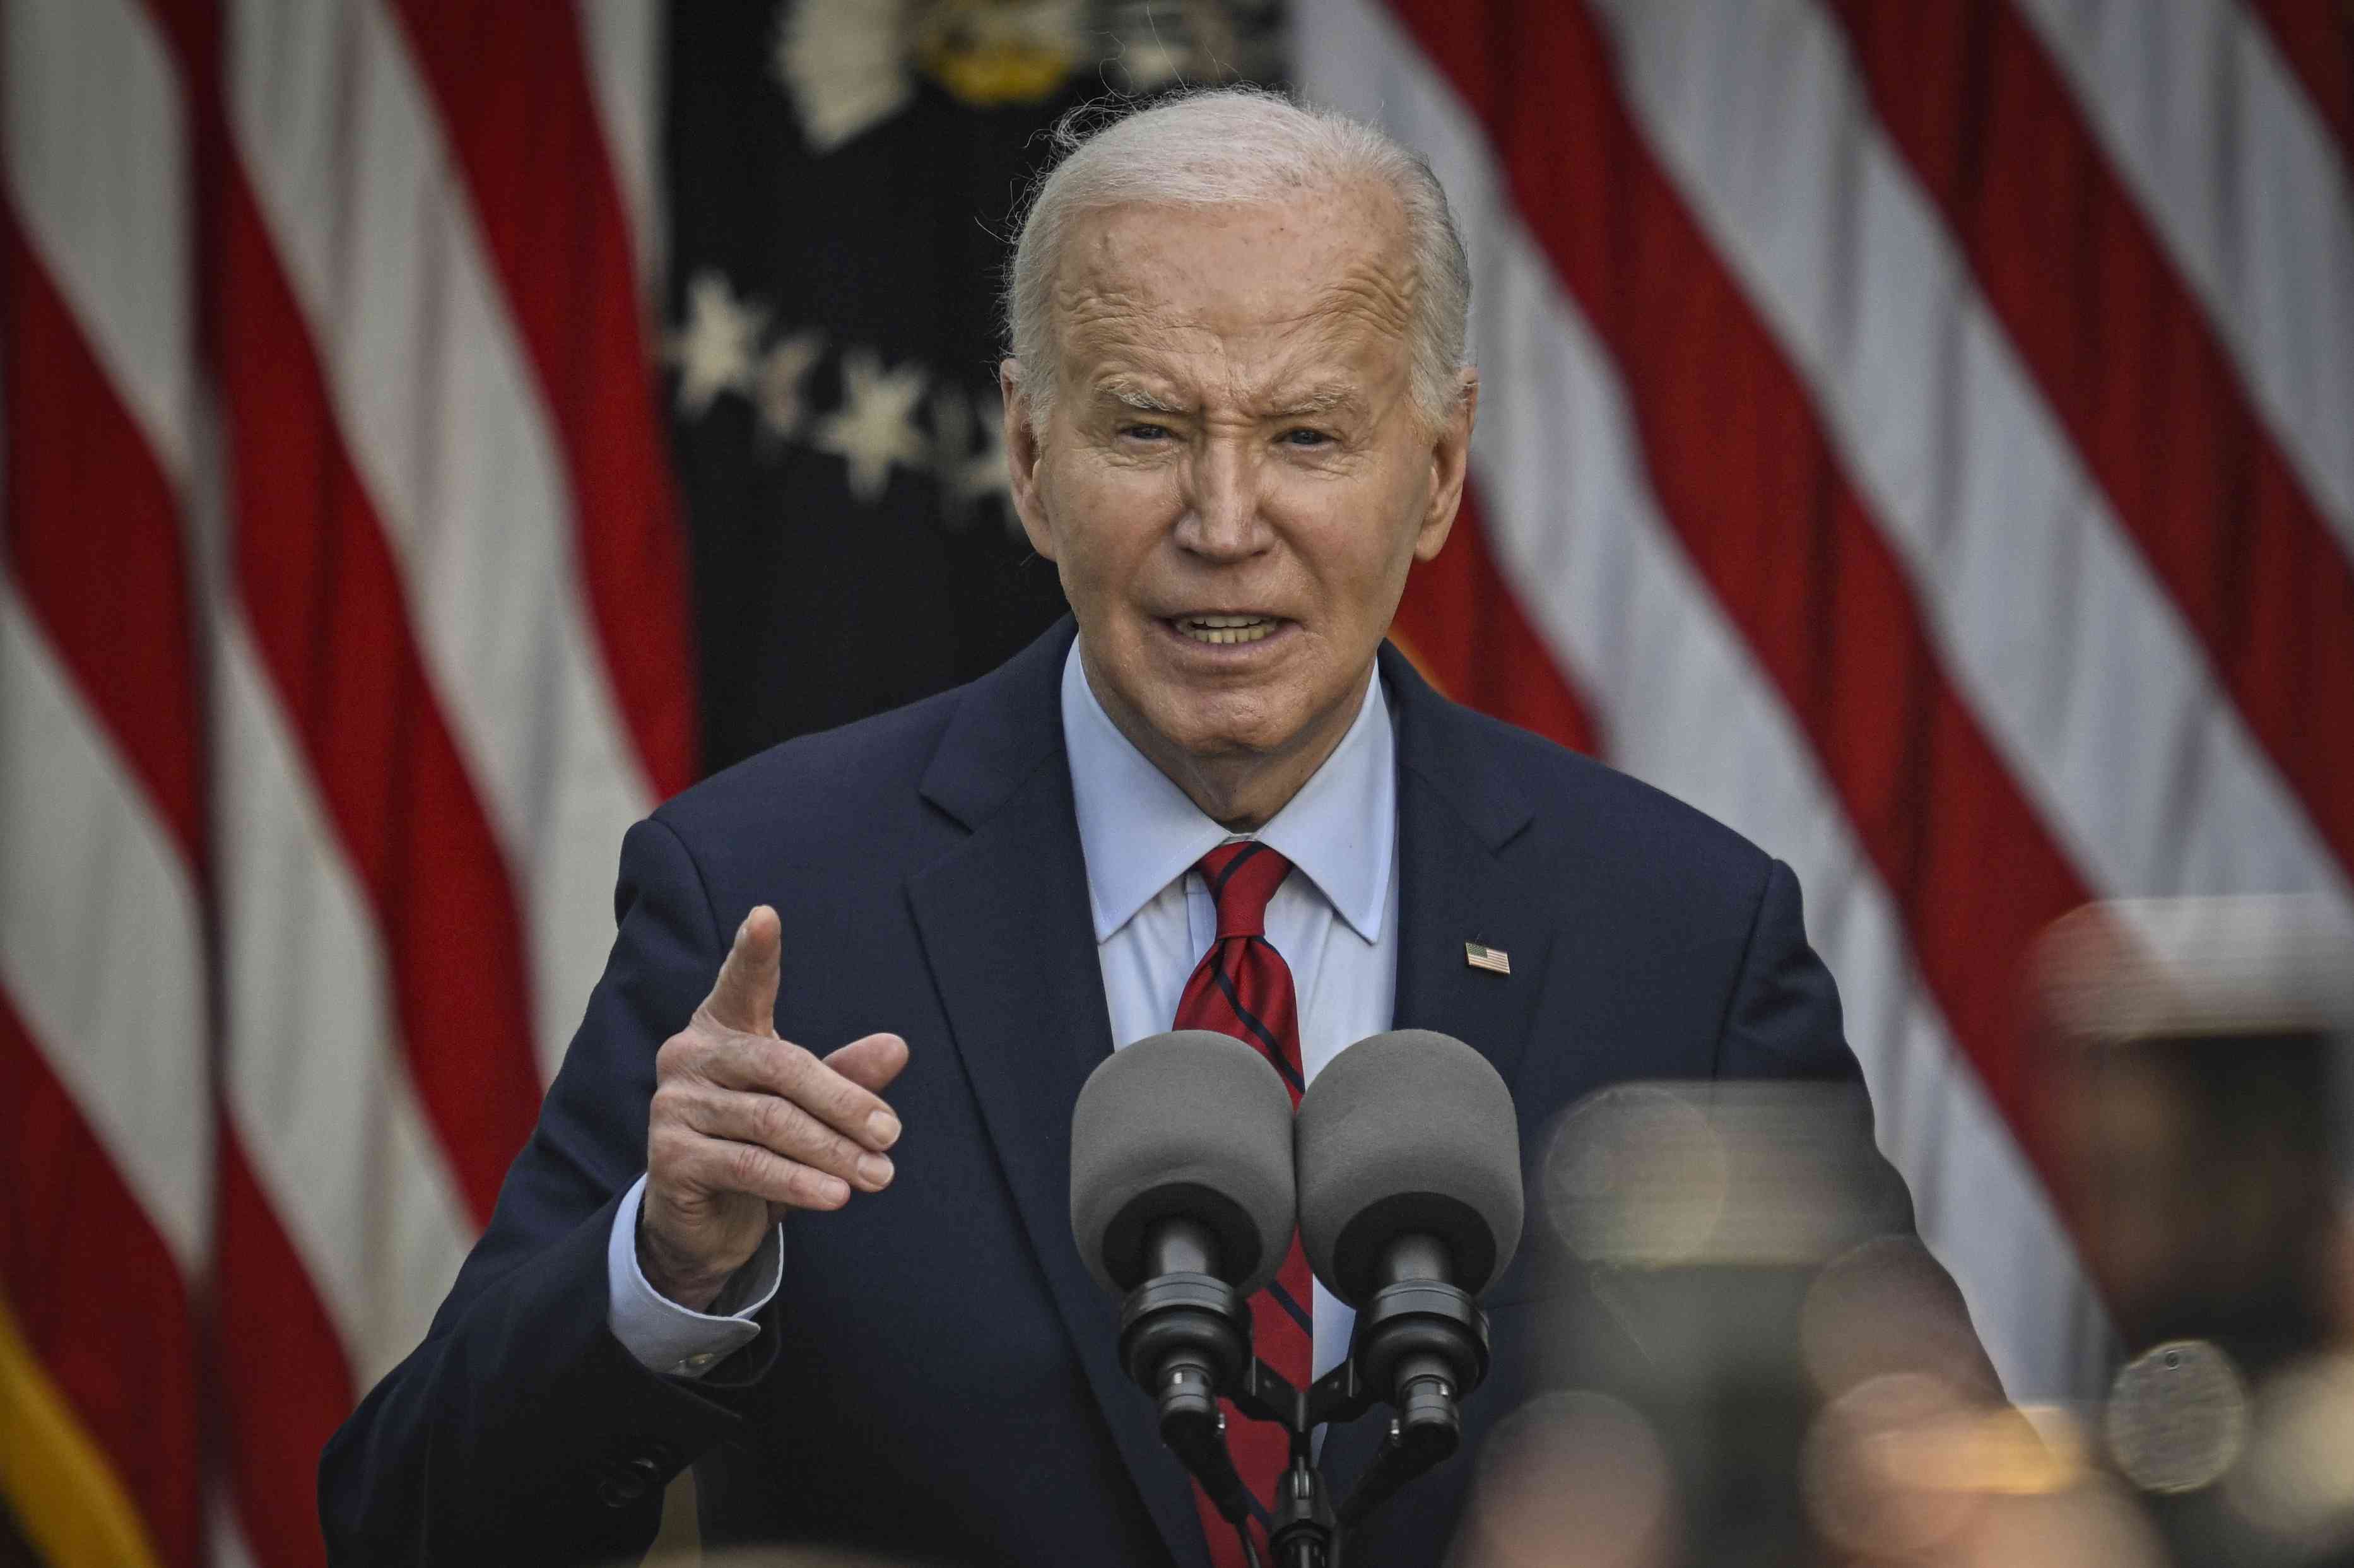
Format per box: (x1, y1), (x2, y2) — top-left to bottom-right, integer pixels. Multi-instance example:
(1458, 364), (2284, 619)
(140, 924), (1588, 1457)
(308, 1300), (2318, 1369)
(1003, 86), (1471, 430)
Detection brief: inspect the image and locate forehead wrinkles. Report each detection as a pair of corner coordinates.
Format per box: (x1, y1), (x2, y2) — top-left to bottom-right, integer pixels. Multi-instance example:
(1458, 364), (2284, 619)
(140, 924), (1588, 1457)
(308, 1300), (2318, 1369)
(1050, 209), (1419, 410)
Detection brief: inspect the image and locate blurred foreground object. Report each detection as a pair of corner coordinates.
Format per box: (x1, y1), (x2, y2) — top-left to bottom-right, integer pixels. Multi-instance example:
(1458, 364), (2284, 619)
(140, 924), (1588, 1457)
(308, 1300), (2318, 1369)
(1448, 1082), (2002, 1567)
(2036, 897), (2354, 1374)
(2034, 897), (2354, 1567)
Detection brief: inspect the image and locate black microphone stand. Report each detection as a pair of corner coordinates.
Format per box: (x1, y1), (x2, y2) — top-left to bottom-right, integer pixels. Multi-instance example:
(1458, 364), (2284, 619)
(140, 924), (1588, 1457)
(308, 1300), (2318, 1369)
(1120, 1232), (1492, 1567)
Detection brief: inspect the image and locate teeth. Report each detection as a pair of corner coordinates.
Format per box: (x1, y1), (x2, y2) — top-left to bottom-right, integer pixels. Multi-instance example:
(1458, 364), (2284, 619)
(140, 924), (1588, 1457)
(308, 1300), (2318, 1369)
(1176, 615), (1277, 646)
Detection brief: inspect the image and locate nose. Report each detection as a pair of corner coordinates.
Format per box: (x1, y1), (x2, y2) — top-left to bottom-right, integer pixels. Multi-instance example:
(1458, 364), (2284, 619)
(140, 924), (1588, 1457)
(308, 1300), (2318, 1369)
(1174, 434), (1271, 562)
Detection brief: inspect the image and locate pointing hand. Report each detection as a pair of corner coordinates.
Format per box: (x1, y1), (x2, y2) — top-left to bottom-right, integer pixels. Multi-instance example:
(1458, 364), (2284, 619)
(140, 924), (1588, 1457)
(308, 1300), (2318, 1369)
(640, 906), (909, 1310)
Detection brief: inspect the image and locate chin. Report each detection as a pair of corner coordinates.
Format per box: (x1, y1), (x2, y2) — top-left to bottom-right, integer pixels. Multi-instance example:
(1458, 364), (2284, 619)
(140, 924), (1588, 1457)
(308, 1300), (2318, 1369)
(1157, 699), (1305, 764)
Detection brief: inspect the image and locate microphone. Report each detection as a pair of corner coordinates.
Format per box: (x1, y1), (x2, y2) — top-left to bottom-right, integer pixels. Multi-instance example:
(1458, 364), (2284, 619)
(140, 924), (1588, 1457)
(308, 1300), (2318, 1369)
(1071, 1030), (1297, 1528)
(1295, 1029), (1522, 1504)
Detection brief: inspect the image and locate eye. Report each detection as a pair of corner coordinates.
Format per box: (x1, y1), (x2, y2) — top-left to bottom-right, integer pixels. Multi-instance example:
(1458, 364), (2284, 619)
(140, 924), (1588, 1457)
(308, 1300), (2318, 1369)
(1120, 422), (1172, 442)
(1279, 427), (1334, 448)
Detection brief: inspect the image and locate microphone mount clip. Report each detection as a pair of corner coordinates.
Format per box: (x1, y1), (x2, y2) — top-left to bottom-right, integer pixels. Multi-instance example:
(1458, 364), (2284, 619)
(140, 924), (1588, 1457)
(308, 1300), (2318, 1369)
(1122, 1233), (1492, 1567)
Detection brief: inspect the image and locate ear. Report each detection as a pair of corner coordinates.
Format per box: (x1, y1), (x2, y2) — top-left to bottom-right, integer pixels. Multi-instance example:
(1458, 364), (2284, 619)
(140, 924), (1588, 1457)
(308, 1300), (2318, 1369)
(1001, 358), (1060, 562)
(1413, 368), (1480, 563)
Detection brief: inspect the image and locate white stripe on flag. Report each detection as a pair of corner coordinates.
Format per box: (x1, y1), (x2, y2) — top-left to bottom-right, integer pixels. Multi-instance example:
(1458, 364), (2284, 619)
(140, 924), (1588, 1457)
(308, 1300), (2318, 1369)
(1590, 0), (2354, 917)
(2011, 0), (2354, 551)
(2, 0), (193, 480)
(0, 586), (211, 1271)
(216, 616), (478, 1387)
(576, 0), (665, 294)
(227, 0), (655, 1084)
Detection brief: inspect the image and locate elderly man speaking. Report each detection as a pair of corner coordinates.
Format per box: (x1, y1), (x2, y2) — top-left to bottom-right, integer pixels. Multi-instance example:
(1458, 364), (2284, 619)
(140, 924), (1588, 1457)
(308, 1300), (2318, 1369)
(322, 89), (1936, 1566)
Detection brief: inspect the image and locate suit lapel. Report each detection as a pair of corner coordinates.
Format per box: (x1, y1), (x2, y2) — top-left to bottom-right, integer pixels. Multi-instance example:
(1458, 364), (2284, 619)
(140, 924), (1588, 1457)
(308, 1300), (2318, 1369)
(1320, 647), (1557, 1499)
(905, 622), (1211, 1568)
(1381, 645), (1548, 1091)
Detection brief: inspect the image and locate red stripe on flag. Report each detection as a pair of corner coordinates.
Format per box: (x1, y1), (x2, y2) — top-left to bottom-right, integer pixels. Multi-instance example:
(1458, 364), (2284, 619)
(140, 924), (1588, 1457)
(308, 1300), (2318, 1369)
(4, 170), (205, 1568)
(0, 990), (201, 1568)
(2245, 0), (2354, 178)
(1384, 0), (2094, 1143)
(1394, 480), (1602, 753)
(1, 213), (203, 862)
(215, 1136), (351, 1568)
(214, 167), (542, 1225)
(122, 14), (437, 1566)
(389, 0), (697, 798)
(1829, 0), (2354, 889)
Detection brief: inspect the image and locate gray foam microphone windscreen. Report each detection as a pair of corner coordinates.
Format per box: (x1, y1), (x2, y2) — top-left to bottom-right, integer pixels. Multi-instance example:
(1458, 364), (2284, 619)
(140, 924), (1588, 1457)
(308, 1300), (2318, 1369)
(1069, 1029), (1298, 1297)
(1295, 1029), (1524, 1306)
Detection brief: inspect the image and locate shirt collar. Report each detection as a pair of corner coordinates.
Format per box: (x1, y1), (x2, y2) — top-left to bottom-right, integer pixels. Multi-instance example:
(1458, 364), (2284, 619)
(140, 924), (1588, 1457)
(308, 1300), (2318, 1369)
(1061, 640), (1395, 945)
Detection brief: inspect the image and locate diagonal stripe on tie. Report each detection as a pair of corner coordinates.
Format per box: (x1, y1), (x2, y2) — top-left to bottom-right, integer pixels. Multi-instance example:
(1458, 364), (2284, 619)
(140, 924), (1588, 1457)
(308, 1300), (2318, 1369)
(1265, 1278), (1315, 1338)
(1210, 956), (1303, 1093)
(1206, 839), (1269, 897)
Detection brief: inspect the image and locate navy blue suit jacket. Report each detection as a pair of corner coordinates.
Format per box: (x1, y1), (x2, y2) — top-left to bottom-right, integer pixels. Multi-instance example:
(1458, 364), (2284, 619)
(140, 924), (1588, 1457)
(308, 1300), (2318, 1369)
(320, 618), (1891, 1565)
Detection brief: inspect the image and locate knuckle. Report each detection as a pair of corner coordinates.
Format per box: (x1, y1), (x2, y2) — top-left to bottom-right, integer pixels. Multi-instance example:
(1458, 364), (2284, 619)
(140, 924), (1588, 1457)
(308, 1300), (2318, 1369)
(809, 1065), (868, 1124)
(649, 1081), (690, 1126)
(750, 1094), (807, 1152)
(765, 1039), (815, 1090)
(655, 1030), (703, 1081)
(722, 1141), (774, 1197)
(786, 1166), (840, 1208)
(645, 1125), (687, 1172)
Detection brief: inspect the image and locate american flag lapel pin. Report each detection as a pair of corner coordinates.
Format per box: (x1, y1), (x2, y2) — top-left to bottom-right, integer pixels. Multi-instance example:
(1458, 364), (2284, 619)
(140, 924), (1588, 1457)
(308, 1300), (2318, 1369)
(1464, 940), (1511, 976)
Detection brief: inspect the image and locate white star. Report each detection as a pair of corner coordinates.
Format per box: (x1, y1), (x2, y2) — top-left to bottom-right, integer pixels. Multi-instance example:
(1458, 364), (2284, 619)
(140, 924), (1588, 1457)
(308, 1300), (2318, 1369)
(955, 401), (1012, 512)
(813, 349), (929, 503)
(756, 330), (825, 444)
(927, 384), (1015, 530)
(775, 0), (913, 153)
(665, 270), (767, 416)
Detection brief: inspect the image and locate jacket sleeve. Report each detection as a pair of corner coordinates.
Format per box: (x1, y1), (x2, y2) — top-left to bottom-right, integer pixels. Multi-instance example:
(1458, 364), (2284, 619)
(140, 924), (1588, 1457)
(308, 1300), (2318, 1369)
(319, 815), (779, 1565)
(1712, 858), (1859, 1084)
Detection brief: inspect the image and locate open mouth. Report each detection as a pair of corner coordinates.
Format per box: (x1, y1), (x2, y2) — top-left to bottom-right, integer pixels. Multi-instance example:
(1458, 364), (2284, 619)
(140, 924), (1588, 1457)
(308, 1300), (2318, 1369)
(1170, 613), (1281, 647)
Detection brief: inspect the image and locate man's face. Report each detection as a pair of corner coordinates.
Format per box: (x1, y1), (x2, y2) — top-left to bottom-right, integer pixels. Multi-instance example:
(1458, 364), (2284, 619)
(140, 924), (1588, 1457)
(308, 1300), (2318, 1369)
(1004, 186), (1474, 810)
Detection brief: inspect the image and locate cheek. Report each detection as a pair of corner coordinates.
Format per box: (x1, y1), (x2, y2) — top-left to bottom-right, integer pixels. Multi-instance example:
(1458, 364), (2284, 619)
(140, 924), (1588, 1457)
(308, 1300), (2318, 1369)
(1041, 463), (1172, 599)
(1285, 480), (1429, 607)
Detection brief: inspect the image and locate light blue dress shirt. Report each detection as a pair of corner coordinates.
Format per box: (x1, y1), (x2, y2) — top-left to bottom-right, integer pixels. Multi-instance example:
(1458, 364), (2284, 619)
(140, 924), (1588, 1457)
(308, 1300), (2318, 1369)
(608, 643), (1400, 1379)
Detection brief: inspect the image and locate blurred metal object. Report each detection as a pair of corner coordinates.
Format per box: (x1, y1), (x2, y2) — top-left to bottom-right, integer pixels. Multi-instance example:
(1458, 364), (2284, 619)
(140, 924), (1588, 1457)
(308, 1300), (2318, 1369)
(2104, 1340), (2251, 1495)
(2031, 899), (2354, 1567)
(2036, 897), (2354, 1047)
(2035, 898), (2354, 1378)
(1488, 1081), (1991, 1565)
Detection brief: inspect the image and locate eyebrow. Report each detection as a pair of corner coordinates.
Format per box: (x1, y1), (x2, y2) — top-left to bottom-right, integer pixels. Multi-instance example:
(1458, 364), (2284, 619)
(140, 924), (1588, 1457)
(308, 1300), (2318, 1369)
(1096, 381), (1191, 416)
(1092, 379), (1367, 421)
(1264, 385), (1359, 418)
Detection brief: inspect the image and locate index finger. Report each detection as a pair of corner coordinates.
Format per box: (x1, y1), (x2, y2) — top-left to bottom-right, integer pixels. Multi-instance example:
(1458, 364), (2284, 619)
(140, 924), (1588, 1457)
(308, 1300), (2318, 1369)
(695, 905), (782, 1037)
(703, 1033), (902, 1153)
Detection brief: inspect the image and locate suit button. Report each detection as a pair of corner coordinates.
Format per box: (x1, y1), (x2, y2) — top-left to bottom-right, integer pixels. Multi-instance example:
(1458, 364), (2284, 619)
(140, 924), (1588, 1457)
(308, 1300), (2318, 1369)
(597, 1452), (664, 1507)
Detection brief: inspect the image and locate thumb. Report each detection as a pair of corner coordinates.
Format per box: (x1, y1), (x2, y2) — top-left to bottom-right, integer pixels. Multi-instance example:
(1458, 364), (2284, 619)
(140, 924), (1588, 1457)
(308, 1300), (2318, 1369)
(699, 905), (781, 1036)
(823, 1032), (910, 1095)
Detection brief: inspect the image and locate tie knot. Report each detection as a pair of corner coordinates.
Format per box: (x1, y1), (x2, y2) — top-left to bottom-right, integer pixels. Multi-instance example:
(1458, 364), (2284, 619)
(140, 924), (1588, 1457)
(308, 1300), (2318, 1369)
(1195, 841), (1293, 940)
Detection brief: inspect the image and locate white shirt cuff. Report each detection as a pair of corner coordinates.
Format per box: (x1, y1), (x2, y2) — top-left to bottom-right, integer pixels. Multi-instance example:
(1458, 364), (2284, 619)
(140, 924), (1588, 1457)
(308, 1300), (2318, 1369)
(605, 1172), (781, 1377)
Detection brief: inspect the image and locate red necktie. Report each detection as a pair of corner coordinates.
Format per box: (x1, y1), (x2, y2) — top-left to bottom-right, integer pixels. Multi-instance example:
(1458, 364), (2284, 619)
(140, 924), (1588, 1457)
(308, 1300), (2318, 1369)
(1173, 840), (1311, 1565)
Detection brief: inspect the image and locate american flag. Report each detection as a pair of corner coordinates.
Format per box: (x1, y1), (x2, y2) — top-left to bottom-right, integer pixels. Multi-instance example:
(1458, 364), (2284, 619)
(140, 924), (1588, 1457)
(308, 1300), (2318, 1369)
(2, 3), (2348, 1566)
(3, 2), (686, 1563)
